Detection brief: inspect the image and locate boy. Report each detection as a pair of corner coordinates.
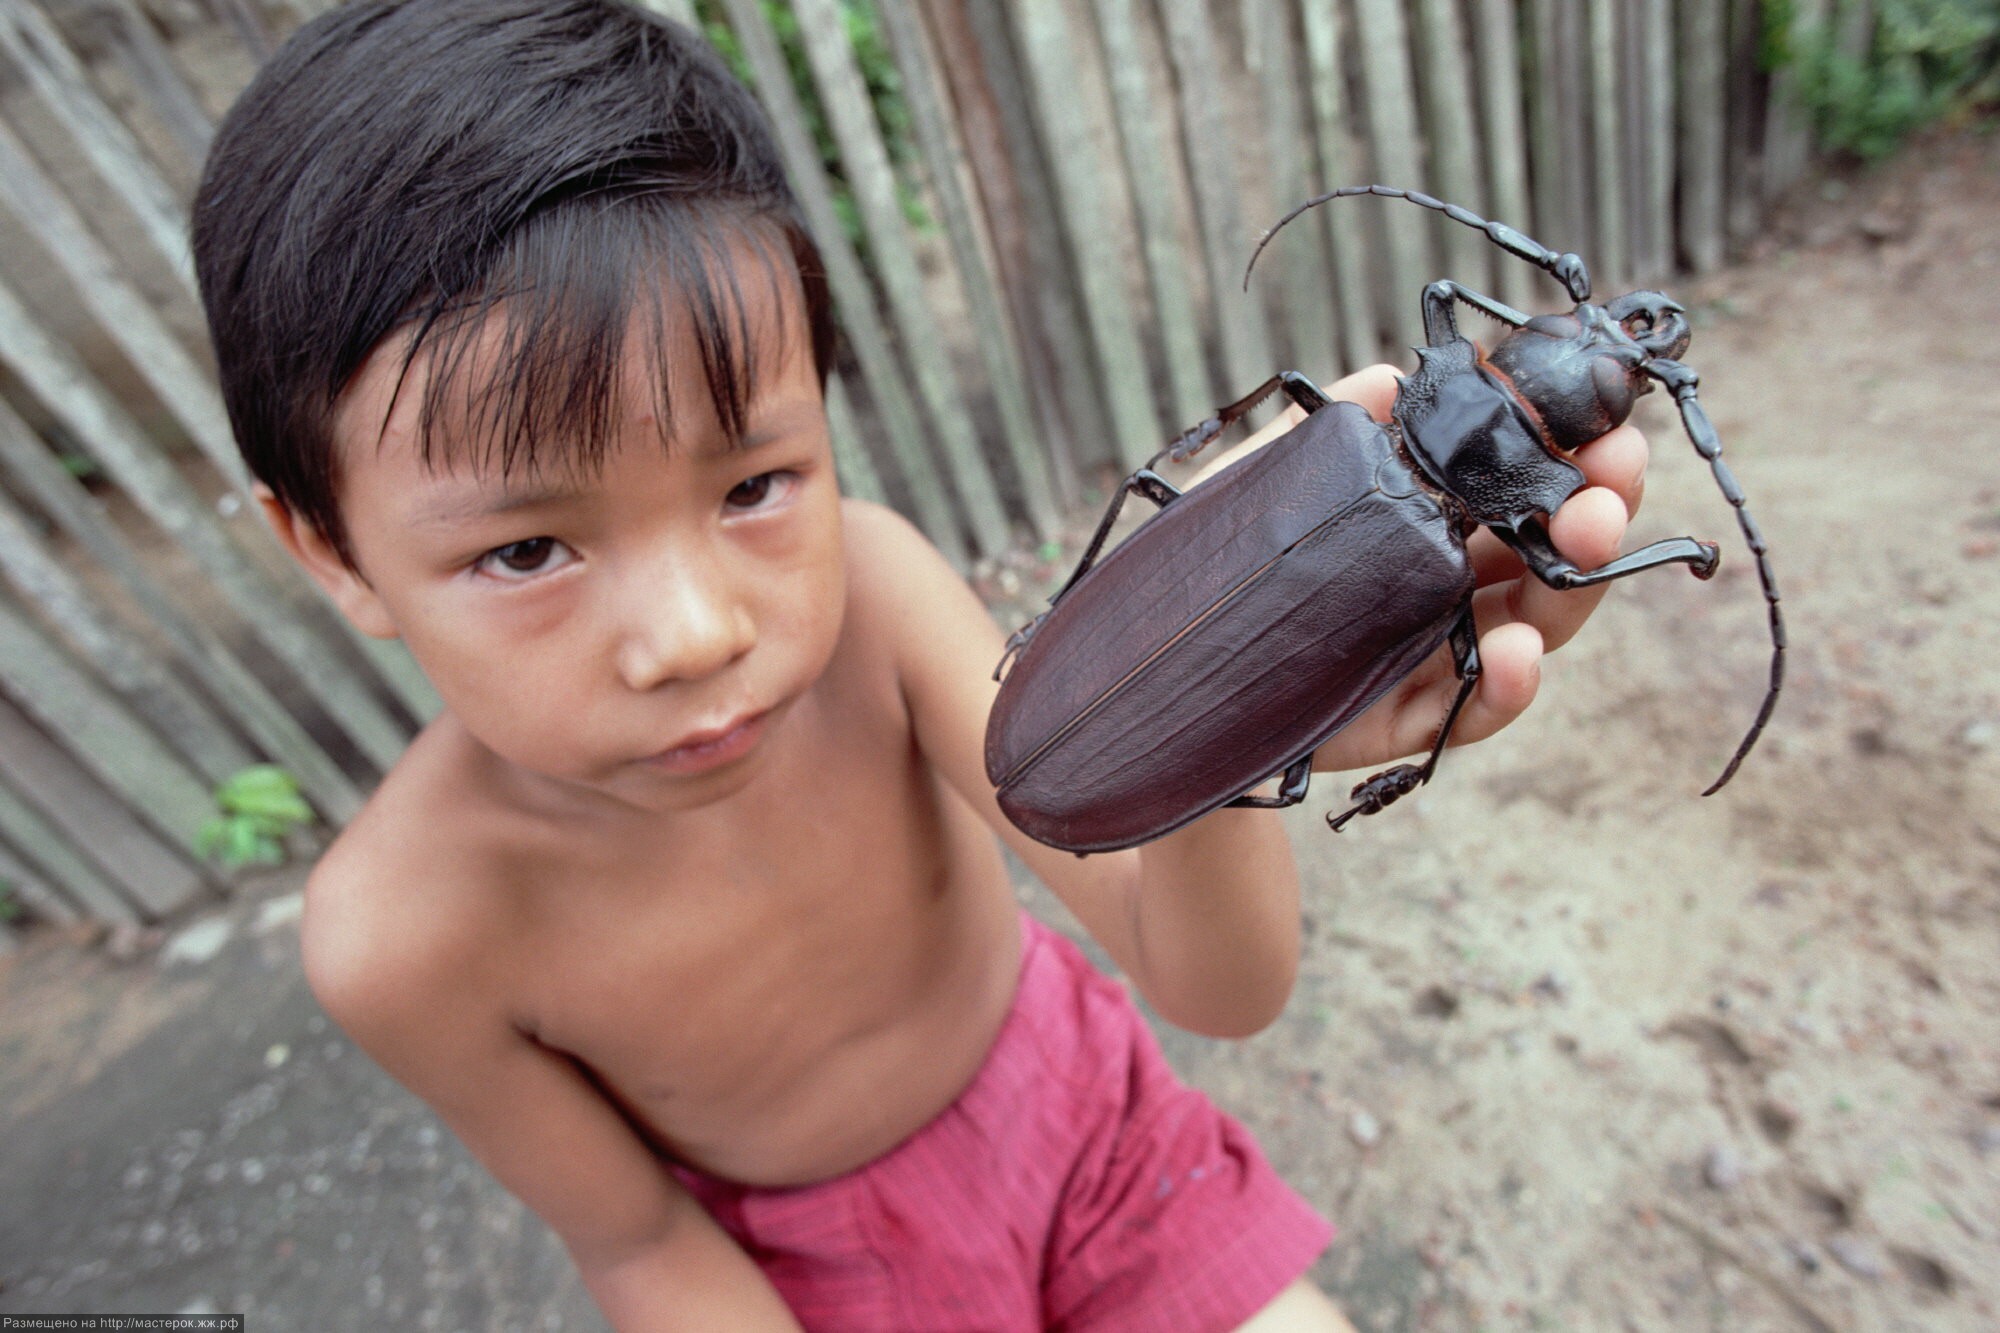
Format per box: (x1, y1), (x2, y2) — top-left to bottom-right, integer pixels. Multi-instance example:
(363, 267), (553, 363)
(192, 2), (1647, 1327)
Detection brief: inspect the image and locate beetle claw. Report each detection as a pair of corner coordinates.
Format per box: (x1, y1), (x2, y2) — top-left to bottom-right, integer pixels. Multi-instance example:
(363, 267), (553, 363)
(1327, 763), (1426, 831)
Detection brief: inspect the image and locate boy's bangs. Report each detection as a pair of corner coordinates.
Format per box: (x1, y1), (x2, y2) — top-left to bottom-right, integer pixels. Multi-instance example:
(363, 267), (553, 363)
(401, 203), (802, 481)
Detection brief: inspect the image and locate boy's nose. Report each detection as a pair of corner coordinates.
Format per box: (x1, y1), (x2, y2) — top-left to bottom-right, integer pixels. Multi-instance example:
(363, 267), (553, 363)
(614, 566), (755, 690)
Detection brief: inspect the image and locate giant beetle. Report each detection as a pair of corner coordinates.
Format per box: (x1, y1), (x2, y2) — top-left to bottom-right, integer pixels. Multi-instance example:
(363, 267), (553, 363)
(984, 186), (1783, 854)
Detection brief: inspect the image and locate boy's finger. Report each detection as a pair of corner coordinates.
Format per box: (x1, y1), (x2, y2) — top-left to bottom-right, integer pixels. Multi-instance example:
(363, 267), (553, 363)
(1472, 486), (1630, 652)
(1570, 422), (1648, 519)
(1325, 363), (1402, 421)
(1429, 620), (1542, 749)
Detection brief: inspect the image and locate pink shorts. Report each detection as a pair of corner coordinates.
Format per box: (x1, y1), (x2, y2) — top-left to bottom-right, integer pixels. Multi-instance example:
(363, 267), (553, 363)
(673, 912), (1334, 1331)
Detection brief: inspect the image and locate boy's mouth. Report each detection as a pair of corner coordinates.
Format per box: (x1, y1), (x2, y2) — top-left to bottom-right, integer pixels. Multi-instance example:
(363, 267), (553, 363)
(647, 710), (768, 775)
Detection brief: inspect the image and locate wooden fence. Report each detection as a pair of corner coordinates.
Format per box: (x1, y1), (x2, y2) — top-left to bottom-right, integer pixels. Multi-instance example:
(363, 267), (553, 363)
(0, 0), (1866, 937)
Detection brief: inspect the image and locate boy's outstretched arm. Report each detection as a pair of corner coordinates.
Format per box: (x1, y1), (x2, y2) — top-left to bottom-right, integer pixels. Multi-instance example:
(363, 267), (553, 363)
(301, 866), (803, 1332)
(871, 364), (1647, 1040)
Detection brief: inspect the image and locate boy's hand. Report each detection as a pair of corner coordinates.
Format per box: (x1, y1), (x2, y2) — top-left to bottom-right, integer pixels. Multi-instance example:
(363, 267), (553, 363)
(1184, 364), (1648, 776)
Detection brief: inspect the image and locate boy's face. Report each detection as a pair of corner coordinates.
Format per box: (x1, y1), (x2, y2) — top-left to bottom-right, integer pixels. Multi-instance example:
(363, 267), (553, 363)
(293, 265), (845, 811)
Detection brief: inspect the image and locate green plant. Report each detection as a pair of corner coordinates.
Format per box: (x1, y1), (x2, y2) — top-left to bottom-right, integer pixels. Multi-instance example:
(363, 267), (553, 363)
(1776, 0), (2000, 159)
(196, 765), (315, 868)
(693, 0), (928, 242)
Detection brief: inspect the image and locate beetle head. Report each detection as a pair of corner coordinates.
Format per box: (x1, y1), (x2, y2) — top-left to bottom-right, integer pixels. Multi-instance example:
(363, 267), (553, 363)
(1605, 291), (1691, 360)
(1487, 303), (1660, 452)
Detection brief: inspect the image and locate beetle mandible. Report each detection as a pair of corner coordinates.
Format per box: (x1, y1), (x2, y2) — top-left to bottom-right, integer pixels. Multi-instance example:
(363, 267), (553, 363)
(983, 185), (1784, 854)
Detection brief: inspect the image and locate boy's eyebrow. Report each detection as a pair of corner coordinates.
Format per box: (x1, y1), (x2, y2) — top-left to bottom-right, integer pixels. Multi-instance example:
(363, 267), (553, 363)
(408, 479), (585, 527)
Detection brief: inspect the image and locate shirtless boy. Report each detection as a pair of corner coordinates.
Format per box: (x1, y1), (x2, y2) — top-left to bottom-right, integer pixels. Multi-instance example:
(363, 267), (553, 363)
(192, 2), (1648, 1327)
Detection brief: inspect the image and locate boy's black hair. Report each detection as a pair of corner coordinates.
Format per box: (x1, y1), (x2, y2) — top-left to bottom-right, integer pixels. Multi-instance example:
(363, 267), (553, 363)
(192, 0), (834, 567)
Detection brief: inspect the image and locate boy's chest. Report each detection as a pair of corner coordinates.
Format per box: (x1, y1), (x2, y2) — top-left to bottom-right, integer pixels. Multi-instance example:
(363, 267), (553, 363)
(506, 702), (1019, 1180)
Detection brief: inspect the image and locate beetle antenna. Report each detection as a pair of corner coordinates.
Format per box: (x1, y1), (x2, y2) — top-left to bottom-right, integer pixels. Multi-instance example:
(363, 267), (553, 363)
(1642, 357), (1785, 794)
(1246, 185), (1592, 304)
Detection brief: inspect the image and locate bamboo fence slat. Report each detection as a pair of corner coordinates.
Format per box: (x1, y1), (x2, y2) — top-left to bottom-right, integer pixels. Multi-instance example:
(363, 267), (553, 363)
(1159, 0), (1276, 398)
(1007, 0), (1162, 469)
(0, 836), (80, 927)
(0, 396), (366, 823)
(0, 2), (197, 291)
(1349, 0), (1433, 351)
(875, 0), (1058, 540)
(943, 0), (1108, 499)
(0, 113), (245, 490)
(1412, 0), (1495, 293)
(0, 771), (142, 925)
(1679, 0), (1728, 272)
(0, 484), (254, 784)
(714, 0), (967, 566)
(1090, 0), (1215, 430)
(98, 0), (215, 173)
(790, 0), (1009, 552)
(0, 275), (413, 773)
(823, 372), (886, 506)
(1587, 0), (1629, 289)
(1470, 0), (1541, 313)
(1630, 0), (1678, 286)
(1248, 3), (1337, 385)
(0, 600), (215, 889)
(1299, 1), (1383, 370)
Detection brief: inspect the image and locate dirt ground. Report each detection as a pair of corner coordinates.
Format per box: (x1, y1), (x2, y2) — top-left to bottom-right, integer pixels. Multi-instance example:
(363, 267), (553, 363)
(2, 127), (1997, 1331)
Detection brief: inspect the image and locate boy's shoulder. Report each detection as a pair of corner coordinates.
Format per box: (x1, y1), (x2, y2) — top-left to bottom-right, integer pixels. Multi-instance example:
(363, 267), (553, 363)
(298, 721), (529, 1044)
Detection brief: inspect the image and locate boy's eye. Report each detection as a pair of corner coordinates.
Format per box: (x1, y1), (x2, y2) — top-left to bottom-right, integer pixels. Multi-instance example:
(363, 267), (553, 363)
(475, 537), (575, 580)
(725, 471), (794, 511)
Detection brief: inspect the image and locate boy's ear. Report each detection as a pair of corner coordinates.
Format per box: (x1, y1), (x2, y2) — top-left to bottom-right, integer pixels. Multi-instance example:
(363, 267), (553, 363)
(254, 484), (399, 640)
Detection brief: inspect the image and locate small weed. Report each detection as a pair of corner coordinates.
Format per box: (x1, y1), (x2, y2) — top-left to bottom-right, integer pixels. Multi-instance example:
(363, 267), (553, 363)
(196, 766), (315, 869)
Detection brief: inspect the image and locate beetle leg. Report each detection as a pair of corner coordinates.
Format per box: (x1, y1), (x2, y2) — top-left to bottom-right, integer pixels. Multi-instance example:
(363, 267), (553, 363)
(1327, 610), (1481, 832)
(1156, 372), (1331, 466)
(1422, 281), (1532, 346)
(1226, 753), (1313, 810)
(1049, 467), (1181, 603)
(994, 467), (1185, 680)
(1498, 518), (1720, 589)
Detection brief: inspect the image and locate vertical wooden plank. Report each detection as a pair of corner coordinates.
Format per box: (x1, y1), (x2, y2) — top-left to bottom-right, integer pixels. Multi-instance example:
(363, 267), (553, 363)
(1158, 0), (1277, 393)
(1723, 0), (1766, 256)
(874, 0), (1060, 540)
(1623, 0), (1678, 287)
(0, 398), (365, 823)
(1679, 0), (1727, 273)
(713, 0), (967, 566)
(205, 0), (274, 61)
(98, 0), (214, 172)
(1586, 0), (1628, 289)
(0, 776), (141, 926)
(1411, 0), (1493, 291)
(0, 121), (439, 725)
(1526, 0), (1593, 260)
(790, 0), (1011, 554)
(0, 486), (255, 784)
(0, 837), (82, 928)
(0, 276), (413, 773)
(1248, 2), (1337, 383)
(1765, 0), (1830, 202)
(1092, 0), (1215, 427)
(0, 596), (216, 873)
(1005, 0), (1163, 469)
(1469, 0), (1542, 312)
(927, 2), (1103, 498)
(1299, 0), (1382, 368)
(0, 116), (245, 490)
(1348, 0), (1432, 349)
(823, 373), (886, 506)
(0, 2), (197, 292)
